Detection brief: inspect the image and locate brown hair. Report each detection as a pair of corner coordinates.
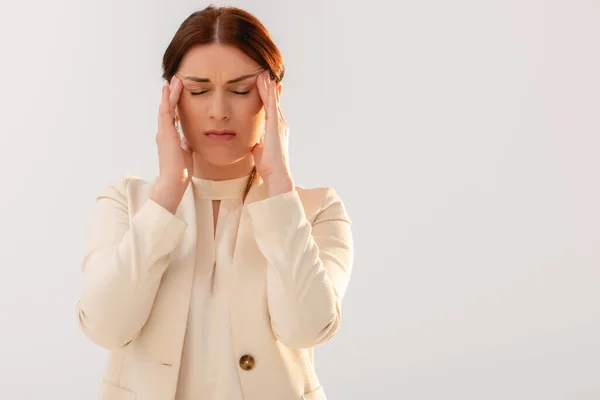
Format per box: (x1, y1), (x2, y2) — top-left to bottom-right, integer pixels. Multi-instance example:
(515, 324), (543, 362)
(161, 5), (285, 202)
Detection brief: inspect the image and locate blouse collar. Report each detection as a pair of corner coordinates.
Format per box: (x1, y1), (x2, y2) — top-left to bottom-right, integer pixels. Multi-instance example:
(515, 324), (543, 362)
(191, 174), (251, 200)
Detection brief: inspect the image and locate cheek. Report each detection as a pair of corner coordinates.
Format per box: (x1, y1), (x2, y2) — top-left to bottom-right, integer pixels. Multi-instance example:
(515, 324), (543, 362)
(242, 101), (265, 120)
(177, 96), (202, 120)
(249, 105), (266, 138)
(238, 97), (265, 137)
(239, 92), (264, 116)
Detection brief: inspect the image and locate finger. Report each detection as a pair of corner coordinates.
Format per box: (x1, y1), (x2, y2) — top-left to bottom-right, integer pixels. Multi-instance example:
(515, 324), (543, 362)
(275, 83), (282, 103)
(275, 83), (286, 125)
(277, 102), (287, 127)
(266, 75), (277, 121)
(251, 137), (263, 159)
(158, 84), (174, 135)
(256, 70), (269, 109)
(169, 75), (183, 112)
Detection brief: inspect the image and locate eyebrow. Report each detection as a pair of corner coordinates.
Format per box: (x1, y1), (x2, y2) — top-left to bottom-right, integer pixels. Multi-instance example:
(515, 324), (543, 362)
(180, 72), (260, 84)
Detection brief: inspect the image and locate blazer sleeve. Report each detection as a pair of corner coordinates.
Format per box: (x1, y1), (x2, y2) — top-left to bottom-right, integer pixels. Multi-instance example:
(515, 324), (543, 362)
(76, 176), (188, 350)
(246, 187), (354, 349)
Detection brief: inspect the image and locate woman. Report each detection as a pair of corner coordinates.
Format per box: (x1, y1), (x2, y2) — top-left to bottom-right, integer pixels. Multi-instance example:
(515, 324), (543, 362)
(76, 5), (353, 400)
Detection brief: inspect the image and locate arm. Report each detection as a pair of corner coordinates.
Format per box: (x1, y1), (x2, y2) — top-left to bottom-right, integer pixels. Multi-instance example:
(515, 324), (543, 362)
(76, 176), (188, 350)
(247, 188), (354, 349)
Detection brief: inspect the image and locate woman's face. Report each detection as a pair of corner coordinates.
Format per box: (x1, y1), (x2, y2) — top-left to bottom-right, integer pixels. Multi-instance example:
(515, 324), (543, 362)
(175, 43), (266, 166)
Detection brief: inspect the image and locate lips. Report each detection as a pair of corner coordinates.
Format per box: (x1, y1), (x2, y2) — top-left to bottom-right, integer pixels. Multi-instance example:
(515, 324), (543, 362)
(205, 129), (236, 136)
(204, 129), (236, 141)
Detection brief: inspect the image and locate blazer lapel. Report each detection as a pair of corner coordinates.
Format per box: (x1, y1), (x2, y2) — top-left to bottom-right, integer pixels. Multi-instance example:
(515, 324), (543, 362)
(132, 178), (198, 367)
(170, 180), (198, 265)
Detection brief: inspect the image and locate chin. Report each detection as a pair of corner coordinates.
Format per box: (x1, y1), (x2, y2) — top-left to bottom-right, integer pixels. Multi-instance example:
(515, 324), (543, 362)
(196, 146), (251, 166)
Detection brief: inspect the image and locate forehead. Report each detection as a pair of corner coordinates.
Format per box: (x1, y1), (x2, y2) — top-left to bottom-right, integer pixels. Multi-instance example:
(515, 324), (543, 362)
(178, 43), (261, 79)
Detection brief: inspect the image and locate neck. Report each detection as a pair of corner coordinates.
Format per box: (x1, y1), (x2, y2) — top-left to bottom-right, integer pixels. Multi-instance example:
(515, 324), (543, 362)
(192, 153), (255, 181)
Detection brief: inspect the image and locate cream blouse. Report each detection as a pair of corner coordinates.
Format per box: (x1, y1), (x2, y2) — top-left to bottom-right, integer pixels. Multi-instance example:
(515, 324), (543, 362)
(175, 174), (249, 400)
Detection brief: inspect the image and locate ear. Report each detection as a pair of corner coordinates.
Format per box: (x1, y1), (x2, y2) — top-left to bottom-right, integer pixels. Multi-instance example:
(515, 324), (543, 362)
(276, 83), (282, 100)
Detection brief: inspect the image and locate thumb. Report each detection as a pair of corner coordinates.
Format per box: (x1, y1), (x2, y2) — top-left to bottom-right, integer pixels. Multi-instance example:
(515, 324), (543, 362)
(251, 137), (264, 160)
(181, 137), (192, 154)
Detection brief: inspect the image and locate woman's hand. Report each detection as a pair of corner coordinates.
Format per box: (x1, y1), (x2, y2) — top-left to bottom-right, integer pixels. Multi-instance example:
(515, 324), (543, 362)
(156, 75), (194, 190)
(252, 70), (294, 195)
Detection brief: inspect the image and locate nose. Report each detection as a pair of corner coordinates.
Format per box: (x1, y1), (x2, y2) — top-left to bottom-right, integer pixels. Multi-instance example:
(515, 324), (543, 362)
(208, 90), (230, 121)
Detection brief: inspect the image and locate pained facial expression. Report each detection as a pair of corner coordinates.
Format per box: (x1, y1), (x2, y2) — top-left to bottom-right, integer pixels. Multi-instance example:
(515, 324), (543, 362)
(175, 43), (266, 166)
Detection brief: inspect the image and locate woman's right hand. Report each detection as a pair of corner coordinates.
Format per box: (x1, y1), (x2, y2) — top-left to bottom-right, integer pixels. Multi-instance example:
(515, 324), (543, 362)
(156, 75), (193, 190)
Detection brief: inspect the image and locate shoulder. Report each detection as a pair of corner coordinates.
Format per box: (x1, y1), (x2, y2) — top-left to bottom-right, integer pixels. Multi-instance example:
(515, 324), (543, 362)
(95, 173), (153, 202)
(294, 184), (351, 224)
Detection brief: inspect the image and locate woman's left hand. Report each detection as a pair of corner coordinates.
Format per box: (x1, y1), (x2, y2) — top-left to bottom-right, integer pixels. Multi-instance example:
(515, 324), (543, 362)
(252, 70), (294, 195)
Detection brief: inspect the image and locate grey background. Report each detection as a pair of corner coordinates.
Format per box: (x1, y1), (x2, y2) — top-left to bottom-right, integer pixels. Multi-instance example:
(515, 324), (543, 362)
(0, 0), (599, 399)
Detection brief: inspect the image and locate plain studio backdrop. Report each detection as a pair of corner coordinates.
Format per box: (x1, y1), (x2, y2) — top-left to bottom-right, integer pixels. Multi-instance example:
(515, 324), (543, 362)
(0, 0), (599, 399)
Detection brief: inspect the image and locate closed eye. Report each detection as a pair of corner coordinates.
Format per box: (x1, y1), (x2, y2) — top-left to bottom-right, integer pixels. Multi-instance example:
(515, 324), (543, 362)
(190, 90), (251, 96)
